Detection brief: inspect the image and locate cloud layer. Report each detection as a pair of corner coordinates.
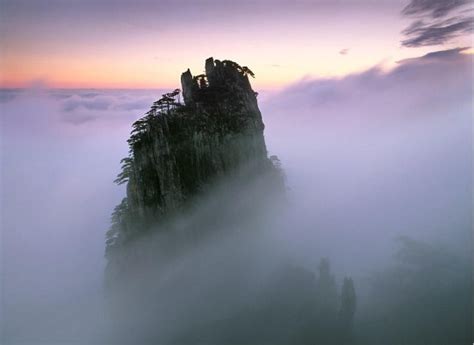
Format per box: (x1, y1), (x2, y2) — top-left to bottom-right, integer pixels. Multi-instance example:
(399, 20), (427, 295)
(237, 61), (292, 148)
(261, 48), (472, 272)
(1, 88), (166, 341)
(1, 48), (472, 343)
(401, 0), (473, 47)
(402, 0), (471, 18)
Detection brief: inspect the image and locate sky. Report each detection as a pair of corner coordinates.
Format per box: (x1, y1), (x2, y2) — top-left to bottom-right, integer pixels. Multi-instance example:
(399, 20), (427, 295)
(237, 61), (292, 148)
(1, 0), (472, 89)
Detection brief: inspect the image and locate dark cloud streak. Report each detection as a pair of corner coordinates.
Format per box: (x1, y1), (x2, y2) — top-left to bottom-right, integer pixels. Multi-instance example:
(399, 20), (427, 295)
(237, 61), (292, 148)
(401, 16), (473, 47)
(397, 46), (470, 62)
(402, 0), (470, 18)
(401, 0), (473, 47)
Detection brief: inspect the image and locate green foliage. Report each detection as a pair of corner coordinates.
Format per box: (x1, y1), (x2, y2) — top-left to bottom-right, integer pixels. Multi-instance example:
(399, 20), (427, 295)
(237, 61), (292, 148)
(222, 59), (242, 69)
(127, 113), (156, 150)
(193, 74), (208, 88)
(106, 198), (129, 247)
(222, 59), (255, 78)
(108, 89), (183, 245)
(114, 157), (133, 185)
(241, 66), (255, 78)
(126, 89), (182, 153)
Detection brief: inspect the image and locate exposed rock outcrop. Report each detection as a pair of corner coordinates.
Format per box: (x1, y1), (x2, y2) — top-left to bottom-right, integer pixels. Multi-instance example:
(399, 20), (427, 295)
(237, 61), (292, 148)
(103, 58), (357, 345)
(105, 57), (282, 262)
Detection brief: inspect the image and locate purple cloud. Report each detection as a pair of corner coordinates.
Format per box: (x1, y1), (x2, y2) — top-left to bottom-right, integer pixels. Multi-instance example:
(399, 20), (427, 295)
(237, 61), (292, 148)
(401, 0), (473, 47)
(402, 0), (470, 18)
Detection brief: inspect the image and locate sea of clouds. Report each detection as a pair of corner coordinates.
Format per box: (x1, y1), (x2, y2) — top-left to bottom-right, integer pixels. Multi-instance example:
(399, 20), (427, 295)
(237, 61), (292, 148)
(1, 48), (472, 343)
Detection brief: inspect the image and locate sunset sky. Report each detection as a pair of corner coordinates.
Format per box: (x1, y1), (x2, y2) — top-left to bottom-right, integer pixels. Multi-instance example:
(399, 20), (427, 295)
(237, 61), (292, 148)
(1, 0), (471, 89)
(2, 1), (473, 343)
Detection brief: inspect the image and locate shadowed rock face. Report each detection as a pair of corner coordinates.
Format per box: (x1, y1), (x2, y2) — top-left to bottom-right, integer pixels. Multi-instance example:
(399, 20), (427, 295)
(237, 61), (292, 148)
(106, 57), (281, 257)
(104, 58), (285, 308)
(103, 59), (359, 345)
(180, 57), (264, 132)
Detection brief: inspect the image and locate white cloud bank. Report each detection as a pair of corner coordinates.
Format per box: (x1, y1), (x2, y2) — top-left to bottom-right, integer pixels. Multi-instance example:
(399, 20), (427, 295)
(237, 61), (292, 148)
(1, 48), (472, 343)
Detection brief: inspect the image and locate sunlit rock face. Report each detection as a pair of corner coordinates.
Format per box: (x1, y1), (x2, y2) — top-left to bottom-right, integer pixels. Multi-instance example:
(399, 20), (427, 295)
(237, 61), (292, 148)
(105, 57), (283, 269)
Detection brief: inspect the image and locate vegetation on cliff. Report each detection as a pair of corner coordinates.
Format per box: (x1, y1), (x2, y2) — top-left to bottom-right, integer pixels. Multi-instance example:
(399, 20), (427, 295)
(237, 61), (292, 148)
(106, 58), (280, 253)
(104, 58), (358, 344)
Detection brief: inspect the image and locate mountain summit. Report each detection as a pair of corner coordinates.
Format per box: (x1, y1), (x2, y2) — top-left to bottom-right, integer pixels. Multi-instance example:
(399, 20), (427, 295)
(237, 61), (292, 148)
(106, 57), (283, 263)
(103, 58), (357, 345)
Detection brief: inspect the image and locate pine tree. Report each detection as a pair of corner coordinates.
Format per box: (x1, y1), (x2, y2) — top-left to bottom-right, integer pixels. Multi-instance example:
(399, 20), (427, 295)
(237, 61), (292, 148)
(339, 277), (356, 342)
(316, 258), (338, 313)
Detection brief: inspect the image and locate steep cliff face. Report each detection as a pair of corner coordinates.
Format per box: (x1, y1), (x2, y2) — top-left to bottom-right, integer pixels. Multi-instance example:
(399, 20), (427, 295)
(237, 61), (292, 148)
(104, 59), (357, 345)
(106, 57), (281, 256)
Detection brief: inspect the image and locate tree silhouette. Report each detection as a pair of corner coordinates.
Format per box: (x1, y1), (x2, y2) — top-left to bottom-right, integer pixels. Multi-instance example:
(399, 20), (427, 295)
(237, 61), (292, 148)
(108, 88), (184, 248)
(316, 258), (338, 313)
(241, 66), (255, 78)
(106, 198), (129, 248)
(114, 157), (133, 185)
(194, 74), (208, 89)
(339, 277), (356, 342)
(221, 60), (255, 78)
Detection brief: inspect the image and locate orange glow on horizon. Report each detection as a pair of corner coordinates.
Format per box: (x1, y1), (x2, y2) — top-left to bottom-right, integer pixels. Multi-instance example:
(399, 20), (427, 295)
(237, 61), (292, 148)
(461, 47), (474, 55)
(0, 49), (429, 90)
(2, 0), (471, 90)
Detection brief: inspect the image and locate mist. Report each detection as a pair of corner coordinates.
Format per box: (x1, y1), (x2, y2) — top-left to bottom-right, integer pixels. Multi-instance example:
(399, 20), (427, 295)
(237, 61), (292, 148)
(1, 48), (472, 344)
(261, 48), (472, 274)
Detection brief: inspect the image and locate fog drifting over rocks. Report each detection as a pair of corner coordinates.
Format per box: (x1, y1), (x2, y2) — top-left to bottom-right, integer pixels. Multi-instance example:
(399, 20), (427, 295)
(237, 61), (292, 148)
(1, 49), (472, 343)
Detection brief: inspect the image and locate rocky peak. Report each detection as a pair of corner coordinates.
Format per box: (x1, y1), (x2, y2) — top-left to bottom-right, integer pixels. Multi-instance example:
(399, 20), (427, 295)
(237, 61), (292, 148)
(180, 57), (263, 131)
(106, 57), (280, 253)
